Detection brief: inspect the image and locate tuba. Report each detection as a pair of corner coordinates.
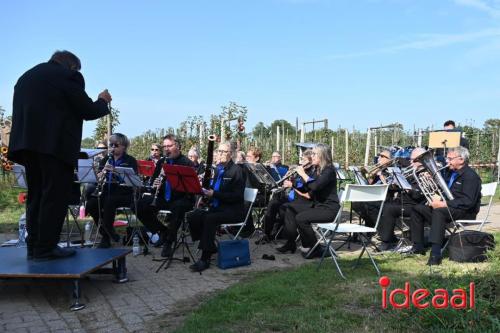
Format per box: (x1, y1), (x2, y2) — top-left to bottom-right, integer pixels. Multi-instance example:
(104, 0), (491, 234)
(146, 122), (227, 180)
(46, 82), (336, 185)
(411, 150), (454, 204)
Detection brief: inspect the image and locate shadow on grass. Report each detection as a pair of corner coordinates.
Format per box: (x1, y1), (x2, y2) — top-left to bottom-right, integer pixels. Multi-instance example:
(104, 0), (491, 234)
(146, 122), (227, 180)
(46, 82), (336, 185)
(164, 234), (500, 333)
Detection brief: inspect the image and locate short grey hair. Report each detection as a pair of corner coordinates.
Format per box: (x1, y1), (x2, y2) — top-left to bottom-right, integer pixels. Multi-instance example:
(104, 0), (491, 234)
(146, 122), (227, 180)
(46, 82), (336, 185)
(188, 147), (200, 157)
(448, 146), (469, 163)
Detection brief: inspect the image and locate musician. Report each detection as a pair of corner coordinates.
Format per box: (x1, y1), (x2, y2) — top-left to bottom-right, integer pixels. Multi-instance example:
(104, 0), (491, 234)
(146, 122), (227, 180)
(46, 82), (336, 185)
(188, 147), (205, 175)
(256, 150), (314, 244)
(267, 151), (289, 181)
(246, 147), (262, 163)
(187, 142), (246, 272)
(435, 120), (470, 166)
(278, 144), (340, 258)
(408, 147), (481, 265)
(86, 133), (137, 248)
(8, 50), (111, 260)
(376, 148), (426, 251)
(146, 143), (163, 165)
(135, 134), (194, 257)
(352, 150), (393, 228)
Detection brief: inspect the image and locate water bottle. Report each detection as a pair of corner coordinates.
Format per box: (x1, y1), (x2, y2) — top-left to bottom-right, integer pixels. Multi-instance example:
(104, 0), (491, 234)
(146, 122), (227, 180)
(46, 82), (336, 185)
(79, 205), (86, 219)
(132, 234), (141, 256)
(18, 213), (27, 245)
(84, 221), (92, 243)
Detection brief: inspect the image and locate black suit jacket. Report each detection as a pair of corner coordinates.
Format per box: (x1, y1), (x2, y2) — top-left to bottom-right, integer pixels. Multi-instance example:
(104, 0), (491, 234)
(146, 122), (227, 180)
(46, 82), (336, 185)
(308, 165), (339, 210)
(445, 165), (482, 214)
(8, 60), (109, 167)
(211, 160), (246, 211)
(152, 154), (195, 202)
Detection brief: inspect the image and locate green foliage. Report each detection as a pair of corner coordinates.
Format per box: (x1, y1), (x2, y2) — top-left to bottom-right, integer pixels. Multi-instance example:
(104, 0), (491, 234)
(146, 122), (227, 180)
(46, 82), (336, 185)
(93, 106), (120, 143)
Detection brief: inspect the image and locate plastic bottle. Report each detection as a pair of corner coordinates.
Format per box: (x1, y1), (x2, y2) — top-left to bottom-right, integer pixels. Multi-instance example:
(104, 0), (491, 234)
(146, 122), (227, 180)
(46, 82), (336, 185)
(18, 213), (27, 245)
(84, 221), (91, 243)
(79, 205), (86, 219)
(132, 234), (141, 256)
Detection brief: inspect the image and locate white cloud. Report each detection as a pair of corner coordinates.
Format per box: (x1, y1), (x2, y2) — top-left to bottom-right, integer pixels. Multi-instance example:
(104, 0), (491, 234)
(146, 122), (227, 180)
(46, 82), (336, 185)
(454, 0), (500, 18)
(327, 28), (500, 59)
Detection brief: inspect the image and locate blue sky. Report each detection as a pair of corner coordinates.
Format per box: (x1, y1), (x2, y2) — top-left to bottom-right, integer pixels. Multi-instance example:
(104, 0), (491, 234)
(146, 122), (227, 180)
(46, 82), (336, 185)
(1, 0), (499, 138)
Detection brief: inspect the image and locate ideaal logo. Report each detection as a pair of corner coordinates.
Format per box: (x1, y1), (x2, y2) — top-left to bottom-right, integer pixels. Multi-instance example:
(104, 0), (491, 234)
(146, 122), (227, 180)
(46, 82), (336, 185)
(379, 276), (475, 309)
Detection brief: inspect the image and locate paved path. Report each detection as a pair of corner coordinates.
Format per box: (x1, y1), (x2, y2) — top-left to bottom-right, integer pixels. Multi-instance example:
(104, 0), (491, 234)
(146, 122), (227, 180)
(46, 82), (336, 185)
(1, 204), (499, 333)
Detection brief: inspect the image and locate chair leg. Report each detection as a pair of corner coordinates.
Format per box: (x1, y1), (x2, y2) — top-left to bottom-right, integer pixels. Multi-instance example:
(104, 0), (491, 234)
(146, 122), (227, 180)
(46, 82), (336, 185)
(317, 233), (346, 279)
(360, 235), (381, 276)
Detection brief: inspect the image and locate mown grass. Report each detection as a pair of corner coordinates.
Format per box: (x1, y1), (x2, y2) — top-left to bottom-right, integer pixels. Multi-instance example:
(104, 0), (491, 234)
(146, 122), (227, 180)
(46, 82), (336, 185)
(171, 234), (500, 333)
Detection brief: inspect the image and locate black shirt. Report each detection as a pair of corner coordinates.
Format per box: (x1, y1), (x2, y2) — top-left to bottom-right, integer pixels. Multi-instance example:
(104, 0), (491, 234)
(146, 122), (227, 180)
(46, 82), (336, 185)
(99, 153), (138, 196)
(307, 165), (339, 210)
(445, 165), (482, 214)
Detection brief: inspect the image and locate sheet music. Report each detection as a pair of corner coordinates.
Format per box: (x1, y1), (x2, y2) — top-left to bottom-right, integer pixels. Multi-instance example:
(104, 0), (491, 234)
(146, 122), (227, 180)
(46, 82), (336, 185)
(79, 148), (107, 159)
(115, 167), (143, 187)
(387, 167), (412, 190)
(77, 159), (97, 183)
(12, 164), (27, 189)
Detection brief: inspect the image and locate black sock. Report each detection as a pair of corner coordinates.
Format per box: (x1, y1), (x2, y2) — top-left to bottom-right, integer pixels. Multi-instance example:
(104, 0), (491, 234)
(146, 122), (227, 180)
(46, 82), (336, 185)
(431, 244), (441, 257)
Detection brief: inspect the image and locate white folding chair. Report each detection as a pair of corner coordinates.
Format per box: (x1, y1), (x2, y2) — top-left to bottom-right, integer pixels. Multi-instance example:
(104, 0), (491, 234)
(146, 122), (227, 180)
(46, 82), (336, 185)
(220, 188), (258, 239)
(455, 182), (498, 231)
(314, 184), (389, 279)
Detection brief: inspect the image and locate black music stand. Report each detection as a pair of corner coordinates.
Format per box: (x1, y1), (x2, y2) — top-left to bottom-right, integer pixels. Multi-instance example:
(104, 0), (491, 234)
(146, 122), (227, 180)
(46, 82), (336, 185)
(154, 164), (201, 272)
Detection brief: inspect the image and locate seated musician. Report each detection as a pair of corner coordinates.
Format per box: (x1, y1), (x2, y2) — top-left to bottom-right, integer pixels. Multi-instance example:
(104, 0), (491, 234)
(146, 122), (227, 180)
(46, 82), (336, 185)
(267, 151), (289, 181)
(256, 149), (314, 244)
(277, 144), (340, 258)
(146, 143), (163, 165)
(188, 147), (205, 175)
(352, 150), (393, 228)
(408, 147), (481, 265)
(376, 148), (426, 251)
(86, 133), (138, 248)
(187, 142), (246, 272)
(235, 150), (246, 164)
(136, 134), (194, 257)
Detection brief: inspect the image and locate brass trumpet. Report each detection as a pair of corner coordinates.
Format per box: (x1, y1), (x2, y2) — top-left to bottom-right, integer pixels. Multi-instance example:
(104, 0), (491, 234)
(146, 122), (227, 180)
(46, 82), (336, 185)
(361, 158), (395, 181)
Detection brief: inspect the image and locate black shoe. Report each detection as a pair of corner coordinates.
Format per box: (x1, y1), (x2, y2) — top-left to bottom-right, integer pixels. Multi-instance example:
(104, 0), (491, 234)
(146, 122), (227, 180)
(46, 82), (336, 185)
(34, 247), (76, 261)
(98, 237), (111, 248)
(427, 255), (443, 266)
(276, 242), (296, 254)
(255, 235), (271, 245)
(161, 241), (174, 258)
(189, 259), (210, 272)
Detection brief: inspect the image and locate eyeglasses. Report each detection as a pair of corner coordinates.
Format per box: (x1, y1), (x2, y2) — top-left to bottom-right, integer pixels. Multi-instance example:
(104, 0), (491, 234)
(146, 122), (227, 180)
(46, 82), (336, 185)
(151, 148), (159, 151)
(446, 156), (461, 161)
(109, 143), (120, 148)
(378, 154), (390, 159)
(162, 144), (175, 148)
(217, 149), (230, 154)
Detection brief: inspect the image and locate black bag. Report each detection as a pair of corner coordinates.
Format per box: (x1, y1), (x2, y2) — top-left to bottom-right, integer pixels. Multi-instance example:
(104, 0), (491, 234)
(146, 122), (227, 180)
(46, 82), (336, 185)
(448, 230), (495, 263)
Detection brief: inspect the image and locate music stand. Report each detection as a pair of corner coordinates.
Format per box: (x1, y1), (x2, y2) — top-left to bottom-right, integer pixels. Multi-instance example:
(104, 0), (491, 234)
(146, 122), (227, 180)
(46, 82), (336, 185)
(386, 167), (413, 250)
(155, 164), (201, 272)
(114, 167), (150, 254)
(429, 131), (461, 157)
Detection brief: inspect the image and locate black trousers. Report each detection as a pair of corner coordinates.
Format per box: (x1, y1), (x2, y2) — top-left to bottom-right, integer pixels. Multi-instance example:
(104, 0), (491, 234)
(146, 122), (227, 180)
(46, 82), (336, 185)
(86, 193), (132, 239)
(188, 207), (245, 253)
(264, 195), (289, 236)
(351, 201), (381, 228)
(23, 151), (74, 251)
(377, 202), (414, 243)
(135, 195), (193, 243)
(283, 202), (340, 248)
(410, 204), (472, 246)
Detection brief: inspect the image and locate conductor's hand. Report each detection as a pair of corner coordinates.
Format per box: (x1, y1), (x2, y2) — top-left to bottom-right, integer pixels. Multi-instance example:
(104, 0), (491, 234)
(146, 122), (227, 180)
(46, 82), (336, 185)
(98, 89), (112, 103)
(202, 188), (214, 197)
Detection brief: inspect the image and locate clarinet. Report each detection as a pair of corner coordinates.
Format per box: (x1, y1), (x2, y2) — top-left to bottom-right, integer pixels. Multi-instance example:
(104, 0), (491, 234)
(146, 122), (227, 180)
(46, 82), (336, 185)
(92, 152), (113, 197)
(150, 167), (165, 207)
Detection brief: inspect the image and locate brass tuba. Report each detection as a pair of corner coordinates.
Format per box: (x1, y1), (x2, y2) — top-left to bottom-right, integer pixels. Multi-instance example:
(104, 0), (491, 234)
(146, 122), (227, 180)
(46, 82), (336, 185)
(411, 150), (454, 204)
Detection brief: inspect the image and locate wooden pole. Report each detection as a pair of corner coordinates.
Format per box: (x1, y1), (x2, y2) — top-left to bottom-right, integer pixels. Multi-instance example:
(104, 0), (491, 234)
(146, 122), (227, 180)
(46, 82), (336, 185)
(345, 129), (349, 169)
(364, 128), (371, 166)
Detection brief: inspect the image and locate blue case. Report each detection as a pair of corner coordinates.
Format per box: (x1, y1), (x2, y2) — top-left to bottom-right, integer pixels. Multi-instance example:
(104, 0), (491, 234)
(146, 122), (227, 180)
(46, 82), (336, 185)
(217, 239), (251, 269)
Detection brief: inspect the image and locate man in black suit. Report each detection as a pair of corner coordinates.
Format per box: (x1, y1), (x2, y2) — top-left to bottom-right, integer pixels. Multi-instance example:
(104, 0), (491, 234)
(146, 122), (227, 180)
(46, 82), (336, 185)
(8, 50), (111, 260)
(187, 142), (247, 272)
(136, 134), (195, 258)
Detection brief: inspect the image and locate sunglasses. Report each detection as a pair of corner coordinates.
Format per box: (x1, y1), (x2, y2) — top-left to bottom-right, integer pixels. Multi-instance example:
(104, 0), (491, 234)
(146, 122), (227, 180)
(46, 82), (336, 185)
(151, 148), (160, 151)
(109, 143), (121, 148)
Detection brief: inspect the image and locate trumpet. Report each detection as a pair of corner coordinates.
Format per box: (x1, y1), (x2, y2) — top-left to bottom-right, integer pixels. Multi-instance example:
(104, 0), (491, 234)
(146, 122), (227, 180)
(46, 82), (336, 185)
(361, 158), (395, 180)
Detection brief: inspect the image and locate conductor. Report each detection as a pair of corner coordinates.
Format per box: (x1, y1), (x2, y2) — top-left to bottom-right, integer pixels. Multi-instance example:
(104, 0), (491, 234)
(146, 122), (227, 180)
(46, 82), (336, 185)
(8, 50), (112, 260)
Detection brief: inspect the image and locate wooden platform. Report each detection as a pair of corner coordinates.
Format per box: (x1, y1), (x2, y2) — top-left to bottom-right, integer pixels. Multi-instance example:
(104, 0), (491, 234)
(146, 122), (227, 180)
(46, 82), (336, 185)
(0, 247), (130, 279)
(0, 247), (132, 311)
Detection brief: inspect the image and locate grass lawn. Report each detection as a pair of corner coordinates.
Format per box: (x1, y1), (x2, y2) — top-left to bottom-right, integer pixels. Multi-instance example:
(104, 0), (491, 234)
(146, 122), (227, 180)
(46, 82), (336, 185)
(0, 174), (25, 233)
(170, 234), (500, 333)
